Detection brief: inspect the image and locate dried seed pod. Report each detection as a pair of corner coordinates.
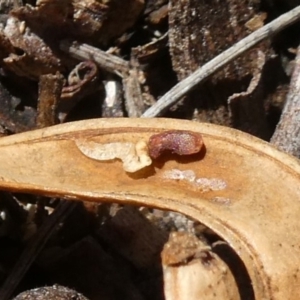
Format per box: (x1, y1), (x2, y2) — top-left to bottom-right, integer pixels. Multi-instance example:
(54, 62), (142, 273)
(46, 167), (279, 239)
(148, 130), (203, 159)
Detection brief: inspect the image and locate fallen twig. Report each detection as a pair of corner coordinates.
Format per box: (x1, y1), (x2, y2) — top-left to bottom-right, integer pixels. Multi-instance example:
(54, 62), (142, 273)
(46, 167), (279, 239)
(142, 5), (300, 117)
(60, 40), (130, 77)
(270, 46), (300, 158)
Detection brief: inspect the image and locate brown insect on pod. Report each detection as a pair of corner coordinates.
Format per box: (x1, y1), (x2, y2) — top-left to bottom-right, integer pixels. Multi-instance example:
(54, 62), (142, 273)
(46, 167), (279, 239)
(148, 130), (204, 159)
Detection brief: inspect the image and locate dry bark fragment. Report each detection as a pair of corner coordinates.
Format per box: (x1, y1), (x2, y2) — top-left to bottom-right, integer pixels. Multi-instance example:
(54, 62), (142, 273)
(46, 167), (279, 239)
(3, 16), (64, 80)
(142, 6), (300, 118)
(131, 32), (168, 64)
(168, 0), (274, 137)
(169, 0), (266, 80)
(147, 4), (168, 25)
(12, 0), (144, 44)
(36, 72), (64, 128)
(98, 0), (145, 44)
(0, 0), (143, 82)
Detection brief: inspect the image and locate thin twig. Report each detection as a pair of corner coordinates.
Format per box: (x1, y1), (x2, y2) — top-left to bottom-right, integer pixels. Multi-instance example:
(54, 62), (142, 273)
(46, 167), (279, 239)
(123, 55), (145, 118)
(142, 5), (300, 117)
(270, 46), (300, 158)
(123, 69), (146, 117)
(60, 40), (130, 77)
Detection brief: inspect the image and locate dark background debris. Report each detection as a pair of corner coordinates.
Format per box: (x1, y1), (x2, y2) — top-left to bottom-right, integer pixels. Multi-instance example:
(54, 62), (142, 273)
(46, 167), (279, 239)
(0, 0), (300, 299)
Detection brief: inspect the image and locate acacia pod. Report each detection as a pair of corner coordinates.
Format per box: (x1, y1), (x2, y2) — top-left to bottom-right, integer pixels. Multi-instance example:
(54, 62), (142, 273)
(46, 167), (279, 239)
(0, 118), (299, 299)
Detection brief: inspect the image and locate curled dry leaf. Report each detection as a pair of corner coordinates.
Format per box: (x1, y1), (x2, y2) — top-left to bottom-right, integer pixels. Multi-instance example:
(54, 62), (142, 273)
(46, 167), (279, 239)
(59, 60), (101, 119)
(0, 118), (299, 299)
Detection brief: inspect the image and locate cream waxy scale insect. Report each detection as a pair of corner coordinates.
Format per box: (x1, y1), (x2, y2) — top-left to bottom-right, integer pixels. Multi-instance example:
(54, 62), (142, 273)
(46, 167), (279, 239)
(75, 130), (204, 173)
(75, 139), (152, 173)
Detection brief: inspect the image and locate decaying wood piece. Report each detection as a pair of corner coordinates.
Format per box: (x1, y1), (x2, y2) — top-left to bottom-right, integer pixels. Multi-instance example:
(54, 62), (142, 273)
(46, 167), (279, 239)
(0, 118), (298, 299)
(11, 0), (145, 44)
(168, 0), (270, 134)
(169, 0), (264, 80)
(0, 0), (143, 81)
(2, 16), (63, 80)
(271, 45), (300, 158)
(166, 0), (284, 138)
(162, 232), (240, 300)
(36, 72), (64, 128)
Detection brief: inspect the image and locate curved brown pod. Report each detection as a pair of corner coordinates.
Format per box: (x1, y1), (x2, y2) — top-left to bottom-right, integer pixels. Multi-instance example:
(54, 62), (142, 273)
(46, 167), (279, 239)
(0, 118), (299, 299)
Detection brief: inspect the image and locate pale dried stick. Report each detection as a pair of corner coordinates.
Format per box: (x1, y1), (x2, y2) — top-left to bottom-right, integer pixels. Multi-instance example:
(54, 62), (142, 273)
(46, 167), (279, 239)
(142, 5), (300, 117)
(123, 69), (146, 117)
(270, 46), (300, 158)
(60, 40), (130, 77)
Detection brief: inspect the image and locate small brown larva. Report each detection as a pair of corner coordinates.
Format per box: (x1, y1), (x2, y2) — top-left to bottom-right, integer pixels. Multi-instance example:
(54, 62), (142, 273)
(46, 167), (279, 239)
(148, 130), (204, 159)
